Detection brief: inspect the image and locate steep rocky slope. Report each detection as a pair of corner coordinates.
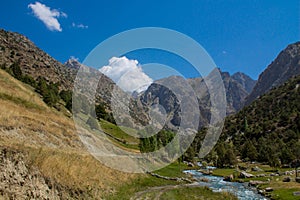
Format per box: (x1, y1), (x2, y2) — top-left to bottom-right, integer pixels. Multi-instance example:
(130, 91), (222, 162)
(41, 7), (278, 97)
(187, 70), (256, 114)
(0, 69), (134, 199)
(0, 148), (60, 199)
(219, 74), (300, 165)
(0, 29), (116, 107)
(0, 29), (74, 90)
(245, 42), (300, 105)
(140, 70), (256, 131)
(231, 72), (256, 94)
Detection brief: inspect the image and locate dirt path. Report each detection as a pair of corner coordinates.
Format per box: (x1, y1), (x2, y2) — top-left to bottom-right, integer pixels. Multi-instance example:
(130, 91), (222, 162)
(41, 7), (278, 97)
(130, 183), (200, 200)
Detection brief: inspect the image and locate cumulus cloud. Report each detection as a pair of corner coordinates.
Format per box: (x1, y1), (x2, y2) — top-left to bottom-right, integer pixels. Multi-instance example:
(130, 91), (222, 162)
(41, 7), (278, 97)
(72, 22), (88, 29)
(28, 2), (66, 32)
(100, 57), (153, 92)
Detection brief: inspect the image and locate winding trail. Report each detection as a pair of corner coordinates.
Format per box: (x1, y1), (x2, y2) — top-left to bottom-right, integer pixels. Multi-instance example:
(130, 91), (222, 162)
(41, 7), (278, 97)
(130, 183), (200, 200)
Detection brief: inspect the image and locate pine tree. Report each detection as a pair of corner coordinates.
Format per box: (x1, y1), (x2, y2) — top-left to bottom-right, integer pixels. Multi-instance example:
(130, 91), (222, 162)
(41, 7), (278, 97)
(10, 62), (22, 80)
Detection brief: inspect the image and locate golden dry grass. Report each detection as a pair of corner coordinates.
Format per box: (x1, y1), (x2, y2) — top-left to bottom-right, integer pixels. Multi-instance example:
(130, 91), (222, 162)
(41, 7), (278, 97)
(0, 69), (80, 148)
(0, 70), (45, 107)
(0, 69), (137, 198)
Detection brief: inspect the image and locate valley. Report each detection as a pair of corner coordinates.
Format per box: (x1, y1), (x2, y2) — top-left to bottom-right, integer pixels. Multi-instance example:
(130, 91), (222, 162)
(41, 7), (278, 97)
(0, 17), (299, 200)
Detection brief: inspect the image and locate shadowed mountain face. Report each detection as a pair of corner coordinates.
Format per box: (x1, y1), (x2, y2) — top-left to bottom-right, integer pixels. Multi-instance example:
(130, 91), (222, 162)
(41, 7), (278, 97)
(187, 70), (256, 115)
(245, 42), (300, 105)
(140, 70), (256, 130)
(231, 72), (256, 94)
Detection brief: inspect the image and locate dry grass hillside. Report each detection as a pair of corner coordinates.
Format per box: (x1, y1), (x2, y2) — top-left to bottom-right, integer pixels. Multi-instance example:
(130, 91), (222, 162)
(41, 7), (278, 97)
(0, 69), (135, 199)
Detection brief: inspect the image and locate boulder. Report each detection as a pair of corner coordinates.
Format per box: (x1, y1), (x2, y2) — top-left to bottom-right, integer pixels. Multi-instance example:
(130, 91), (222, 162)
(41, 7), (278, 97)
(238, 165), (247, 171)
(223, 174), (234, 182)
(239, 171), (255, 178)
(202, 170), (212, 175)
(282, 164), (290, 168)
(199, 178), (209, 182)
(252, 166), (263, 172)
(283, 176), (291, 182)
(258, 189), (265, 195)
(257, 174), (266, 177)
(187, 162), (195, 167)
(249, 180), (265, 187)
(293, 191), (300, 196)
(265, 187), (273, 192)
(296, 177), (300, 183)
(284, 171), (292, 175)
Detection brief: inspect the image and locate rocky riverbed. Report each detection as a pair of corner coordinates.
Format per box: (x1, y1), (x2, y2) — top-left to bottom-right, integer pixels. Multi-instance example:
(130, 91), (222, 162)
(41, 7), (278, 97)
(184, 170), (268, 200)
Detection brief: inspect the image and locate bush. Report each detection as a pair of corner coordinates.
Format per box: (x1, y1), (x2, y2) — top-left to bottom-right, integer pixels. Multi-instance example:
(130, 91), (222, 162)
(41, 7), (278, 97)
(59, 90), (72, 111)
(95, 103), (116, 124)
(10, 62), (22, 80)
(36, 78), (60, 107)
(22, 75), (37, 87)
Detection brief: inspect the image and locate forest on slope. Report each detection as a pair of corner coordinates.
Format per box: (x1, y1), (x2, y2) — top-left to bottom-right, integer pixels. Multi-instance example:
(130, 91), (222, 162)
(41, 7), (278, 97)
(186, 74), (300, 167)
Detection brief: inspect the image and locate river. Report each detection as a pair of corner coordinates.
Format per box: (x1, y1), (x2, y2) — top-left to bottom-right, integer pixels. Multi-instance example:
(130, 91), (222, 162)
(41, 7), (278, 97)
(184, 170), (268, 200)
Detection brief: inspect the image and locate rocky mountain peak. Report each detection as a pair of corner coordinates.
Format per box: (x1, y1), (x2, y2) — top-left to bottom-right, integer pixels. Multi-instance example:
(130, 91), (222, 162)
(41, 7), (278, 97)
(231, 72), (256, 93)
(245, 41), (300, 105)
(64, 58), (82, 69)
(140, 70), (256, 130)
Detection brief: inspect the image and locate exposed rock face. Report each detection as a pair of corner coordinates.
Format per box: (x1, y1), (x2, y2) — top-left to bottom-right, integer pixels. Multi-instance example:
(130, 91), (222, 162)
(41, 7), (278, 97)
(140, 76), (207, 130)
(140, 70), (256, 130)
(64, 59), (82, 70)
(221, 71), (255, 113)
(67, 59), (116, 106)
(0, 148), (99, 199)
(245, 42), (300, 105)
(231, 72), (256, 94)
(0, 148), (60, 199)
(140, 78), (182, 129)
(188, 70), (256, 114)
(0, 29), (75, 90)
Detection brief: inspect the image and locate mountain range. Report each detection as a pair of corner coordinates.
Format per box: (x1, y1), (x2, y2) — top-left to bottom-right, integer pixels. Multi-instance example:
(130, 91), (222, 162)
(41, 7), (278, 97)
(1, 29), (300, 131)
(2, 29), (300, 131)
(0, 28), (299, 199)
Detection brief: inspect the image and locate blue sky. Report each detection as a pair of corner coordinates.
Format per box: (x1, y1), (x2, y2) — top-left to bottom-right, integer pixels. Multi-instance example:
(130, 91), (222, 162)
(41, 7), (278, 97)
(1, 0), (299, 80)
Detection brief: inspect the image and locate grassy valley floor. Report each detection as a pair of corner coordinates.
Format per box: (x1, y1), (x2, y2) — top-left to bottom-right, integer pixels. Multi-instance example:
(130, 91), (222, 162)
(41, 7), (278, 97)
(106, 162), (237, 200)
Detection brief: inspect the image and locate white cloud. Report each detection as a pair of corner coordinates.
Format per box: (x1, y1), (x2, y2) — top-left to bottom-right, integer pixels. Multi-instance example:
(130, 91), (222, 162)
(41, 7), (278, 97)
(72, 22), (88, 29)
(28, 2), (66, 32)
(60, 12), (68, 18)
(100, 57), (153, 92)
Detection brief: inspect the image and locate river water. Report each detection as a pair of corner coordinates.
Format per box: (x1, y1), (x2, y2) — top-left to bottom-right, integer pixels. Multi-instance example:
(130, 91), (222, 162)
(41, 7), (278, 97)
(184, 170), (268, 200)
